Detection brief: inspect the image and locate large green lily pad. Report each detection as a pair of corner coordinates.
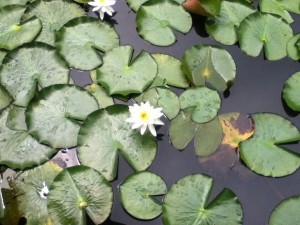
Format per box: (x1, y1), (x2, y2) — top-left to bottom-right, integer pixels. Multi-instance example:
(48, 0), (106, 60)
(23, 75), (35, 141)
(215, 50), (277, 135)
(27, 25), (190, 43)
(48, 166), (113, 225)
(282, 72), (300, 112)
(0, 84), (11, 111)
(22, 0), (86, 46)
(0, 43), (70, 107)
(8, 162), (63, 225)
(240, 113), (300, 177)
(0, 107), (57, 170)
(269, 196), (300, 225)
(56, 16), (119, 70)
(77, 105), (157, 181)
(287, 34), (300, 61)
(26, 84), (99, 149)
(237, 11), (293, 60)
(0, 5), (42, 50)
(205, 0), (256, 45)
(119, 171), (167, 220)
(179, 87), (221, 123)
(182, 44), (236, 91)
(162, 174), (243, 225)
(96, 45), (157, 96)
(136, 0), (192, 46)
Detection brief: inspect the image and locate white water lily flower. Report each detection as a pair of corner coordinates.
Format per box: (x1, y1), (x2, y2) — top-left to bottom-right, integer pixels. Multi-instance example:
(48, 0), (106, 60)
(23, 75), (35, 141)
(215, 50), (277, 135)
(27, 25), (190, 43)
(88, 0), (116, 20)
(126, 101), (164, 136)
(37, 182), (49, 199)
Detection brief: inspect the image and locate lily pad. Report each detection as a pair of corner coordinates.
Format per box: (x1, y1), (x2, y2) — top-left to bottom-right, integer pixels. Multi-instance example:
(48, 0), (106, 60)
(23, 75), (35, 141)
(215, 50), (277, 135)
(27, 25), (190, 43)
(282, 72), (300, 112)
(0, 42), (70, 107)
(199, 0), (222, 16)
(85, 83), (114, 109)
(48, 165), (113, 225)
(135, 87), (180, 120)
(287, 34), (300, 61)
(269, 196), (300, 225)
(151, 54), (190, 88)
(259, 0), (300, 24)
(0, 5), (42, 50)
(162, 174), (243, 225)
(0, 0), (32, 7)
(136, 0), (192, 46)
(205, 0), (256, 45)
(8, 162), (63, 225)
(0, 49), (6, 65)
(127, 0), (148, 12)
(240, 113), (300, 177)
(77, 105), (157, 181)
(0, 84), (11, 111)
(96, 45), (157, 96)
(22, 0), (86, 46)
(182, 44), (236, 91)
(6, 106), (26, 131)
(26, 84), (99, 149)
(55, 16), (119, 70)
(179, 87), (221, 123)
(119, 171), (167, 220)
(0, 107), (57, 170)
(237, 11), (293, 60)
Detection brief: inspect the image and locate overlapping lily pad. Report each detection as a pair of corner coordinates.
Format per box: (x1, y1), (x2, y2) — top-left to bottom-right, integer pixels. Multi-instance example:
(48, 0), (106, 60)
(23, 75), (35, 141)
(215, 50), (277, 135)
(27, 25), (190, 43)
(85, 83), (114, 109)
(182, 44), (236, 91)
(96, 45), (157, 96)
(287, 34), (300, 61)
(240, 113), (300, 177)
(48, 166), (113, 225)
(26, 84), (99, 149)
(0, 84), (11, 111)
(136, 0), (192, 46)
(6, 106), (26, 131)
(282, 72), (300, 112)
(199, 0), (222, 16)
(0, 50), (7, 65)
(0, 43), (70, 107)
(162, 174), (243, 225)
(205, 0), (256, 45)
(119, 171), (167, 220)
(237, 12), (293, 60)
(56, 16), (119, 70)
(77, 105), (157, 181)
(0, 5), (42, 50)
(22, 0), (86, 46)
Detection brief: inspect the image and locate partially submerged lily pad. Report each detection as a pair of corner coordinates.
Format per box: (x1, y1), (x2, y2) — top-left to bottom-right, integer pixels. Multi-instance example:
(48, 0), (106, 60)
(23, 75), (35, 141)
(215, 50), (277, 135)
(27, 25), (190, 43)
(0, 5), (42, 50)
(287, 34), (300, 61)
(136, 0), (192, 46)
(77, 105), (157, 181)
(48, 166), (113, 225)
(85, 83), (114, 109)
(240, 113), (300, 177)
(0, 84), (11, 111)
(237, 12), (293, 60)
(282, 72), (300, 112)
(119, 171), (167, 220)
(56, 16), (119, 70)
(96, 45), (157, 96)
(26, 84), (99, 149)
(0, 42), (70, 107)
(182, 44), (236, 91)
(162, 174), (243, 225)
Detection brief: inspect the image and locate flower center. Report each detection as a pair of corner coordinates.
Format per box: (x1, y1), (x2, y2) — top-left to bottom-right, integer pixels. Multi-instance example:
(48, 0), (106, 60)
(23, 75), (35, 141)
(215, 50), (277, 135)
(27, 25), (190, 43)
(140, 111), (149, 121)
(98, 0), (105, 3)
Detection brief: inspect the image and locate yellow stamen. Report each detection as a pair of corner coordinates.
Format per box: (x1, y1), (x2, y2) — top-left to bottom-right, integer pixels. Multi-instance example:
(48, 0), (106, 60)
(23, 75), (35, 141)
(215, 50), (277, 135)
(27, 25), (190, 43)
(98, 0), (105, 3)
(140, 111), (149, 121)
(202, 68), (210, 77)
(11, 24), (21, 31)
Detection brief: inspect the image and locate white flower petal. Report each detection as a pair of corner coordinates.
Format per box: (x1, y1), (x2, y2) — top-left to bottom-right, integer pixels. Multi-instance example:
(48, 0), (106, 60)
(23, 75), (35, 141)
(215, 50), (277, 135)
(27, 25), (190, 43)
(99, 10), (105, 20)
(148, 124), (157, 136)
(154, 118), (164, 125)
(140, 125), (147, 135)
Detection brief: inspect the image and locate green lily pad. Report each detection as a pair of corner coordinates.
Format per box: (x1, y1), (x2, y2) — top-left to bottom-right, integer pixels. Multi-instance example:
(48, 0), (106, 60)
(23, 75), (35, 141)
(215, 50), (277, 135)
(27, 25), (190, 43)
(282, 72), (300, 112)
(269, 196), (300, 225)
(0, 49), (7, 65)
(205, 0), (256, 45)
(237, 12), (293, 60)
(77, 105), (157, 181)
(199, 0), (221, 16)
(127, 0), (148, 12)
(22, 0), (86, 46)
(56, 16), (119, 70)
(26, 84), (99, 149)
(6, 106), (26, 131)
(135, 87), (180, 120)
(182, 44), (236, 91)
(162, 174), (243, 225)
(151, 54), (190, 88)
(136, 0), (192, 46)
(119, 171), (167, 220)
(0, 5), (42, 50)
(85, 83), (114, 109)
(96, 45), (157, 96)
(259, 0), (300, 24)
(0, 0), (32, 7)
(240, 113), (300, 177)
(8, 162), (63, 225)
(179, 87), (221, 123)
(0, 107), (57, 170)
(287, 34), (300, 61)
(0, 84), (11, 111)
(48, 165), (113, 225)
(0, 42), (70, 107)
